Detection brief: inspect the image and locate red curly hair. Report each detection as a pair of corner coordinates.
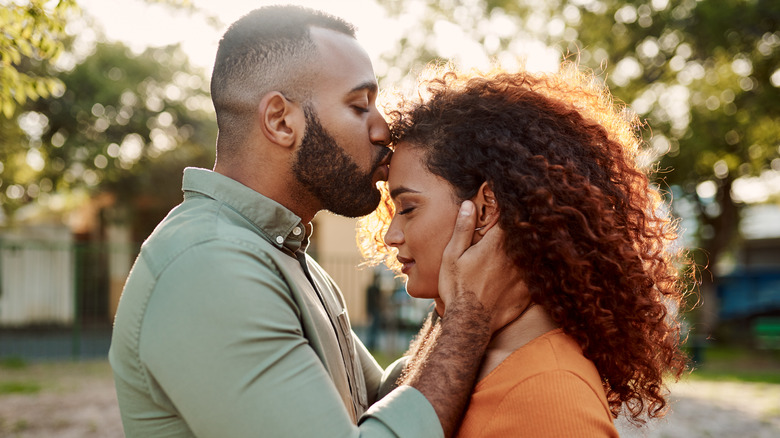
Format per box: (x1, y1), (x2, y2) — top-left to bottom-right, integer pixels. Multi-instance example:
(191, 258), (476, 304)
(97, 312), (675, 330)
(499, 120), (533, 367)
(358, 63), (688, 422)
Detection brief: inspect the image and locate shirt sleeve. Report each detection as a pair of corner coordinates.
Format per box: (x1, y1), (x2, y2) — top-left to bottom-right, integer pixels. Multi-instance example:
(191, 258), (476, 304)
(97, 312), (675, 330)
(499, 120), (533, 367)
(377, 356), (407, 401)
(139, 240), (441, 438)
(476, 371), (619, 438)
(354, 331), (384, 405)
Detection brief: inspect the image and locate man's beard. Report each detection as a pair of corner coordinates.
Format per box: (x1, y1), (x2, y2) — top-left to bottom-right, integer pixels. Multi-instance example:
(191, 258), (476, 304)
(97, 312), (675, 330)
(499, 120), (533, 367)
(292, 106), (389, 218)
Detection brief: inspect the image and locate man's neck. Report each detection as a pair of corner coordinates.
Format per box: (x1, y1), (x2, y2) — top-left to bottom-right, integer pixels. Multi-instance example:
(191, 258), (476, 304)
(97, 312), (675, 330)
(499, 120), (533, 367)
(214, 160), (320, 223)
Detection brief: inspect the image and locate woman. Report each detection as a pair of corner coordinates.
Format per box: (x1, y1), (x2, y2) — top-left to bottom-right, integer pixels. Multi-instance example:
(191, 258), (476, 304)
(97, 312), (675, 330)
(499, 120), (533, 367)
(359, 64), (688, 437)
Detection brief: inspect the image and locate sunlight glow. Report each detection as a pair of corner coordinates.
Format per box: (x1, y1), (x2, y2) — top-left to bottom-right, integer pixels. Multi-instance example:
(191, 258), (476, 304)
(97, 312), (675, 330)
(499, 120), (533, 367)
(78, 0), (560, 81)
(79, 0), (398, 77)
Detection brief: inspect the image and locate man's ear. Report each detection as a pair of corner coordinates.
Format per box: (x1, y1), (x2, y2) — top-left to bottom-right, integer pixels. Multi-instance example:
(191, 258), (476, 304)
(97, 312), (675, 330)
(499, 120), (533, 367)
(258, 92), (303, 148)
(472, 182), (499, 236)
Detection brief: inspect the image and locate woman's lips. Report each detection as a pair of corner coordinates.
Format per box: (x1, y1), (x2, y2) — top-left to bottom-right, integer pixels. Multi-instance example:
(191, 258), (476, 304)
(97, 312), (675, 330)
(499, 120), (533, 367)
(397, 256), (415, 274)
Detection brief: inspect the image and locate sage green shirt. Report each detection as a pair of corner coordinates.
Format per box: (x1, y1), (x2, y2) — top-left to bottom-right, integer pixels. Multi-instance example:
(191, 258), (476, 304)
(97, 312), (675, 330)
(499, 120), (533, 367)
(109, 168), (441, 437)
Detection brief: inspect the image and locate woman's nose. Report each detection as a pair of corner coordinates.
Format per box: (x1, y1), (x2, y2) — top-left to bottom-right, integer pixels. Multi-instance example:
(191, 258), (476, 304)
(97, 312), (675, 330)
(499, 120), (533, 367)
(383, 218), (402, 247)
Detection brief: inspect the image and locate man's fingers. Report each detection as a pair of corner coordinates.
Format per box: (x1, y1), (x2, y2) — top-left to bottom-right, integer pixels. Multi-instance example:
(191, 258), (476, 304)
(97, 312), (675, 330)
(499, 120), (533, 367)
(443, 201), (477, 262)
(472, 223), (504, 251)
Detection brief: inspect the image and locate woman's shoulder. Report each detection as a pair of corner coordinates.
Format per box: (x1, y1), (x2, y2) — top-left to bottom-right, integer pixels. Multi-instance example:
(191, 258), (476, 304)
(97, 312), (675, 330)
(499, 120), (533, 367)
(479, 329), (598, 387)
(458, 368), (618, 438)
(459, 330), (618, 438)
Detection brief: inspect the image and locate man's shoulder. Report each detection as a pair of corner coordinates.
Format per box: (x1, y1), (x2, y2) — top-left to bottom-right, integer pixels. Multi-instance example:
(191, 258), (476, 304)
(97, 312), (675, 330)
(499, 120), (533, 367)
(140, 197), (280, 275)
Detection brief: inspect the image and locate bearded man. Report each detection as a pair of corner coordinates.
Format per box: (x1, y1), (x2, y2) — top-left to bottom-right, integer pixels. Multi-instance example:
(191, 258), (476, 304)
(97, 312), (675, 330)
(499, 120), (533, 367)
(109, 6), (518, 437)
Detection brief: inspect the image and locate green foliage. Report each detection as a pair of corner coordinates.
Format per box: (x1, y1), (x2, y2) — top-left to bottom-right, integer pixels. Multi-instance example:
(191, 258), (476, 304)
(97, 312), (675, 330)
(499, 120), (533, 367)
(689, 370), (780, 385)
(0, 0), (78, 118)
(2, 40), (216, 237)
(686, 344), (780, 384)
(377, 2), (778, 226)
(0, 1), (216, 120)
(0, 1), (222, 236)
(0, 356), (28, 370)
(0, 381), (41, 395)
(376, 0), (780, 246)
(376, 0), (780, 332)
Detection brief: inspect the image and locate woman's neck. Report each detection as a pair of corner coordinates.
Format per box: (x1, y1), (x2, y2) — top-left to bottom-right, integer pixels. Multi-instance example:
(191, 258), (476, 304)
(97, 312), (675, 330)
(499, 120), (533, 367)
(477, 304), (558, 381)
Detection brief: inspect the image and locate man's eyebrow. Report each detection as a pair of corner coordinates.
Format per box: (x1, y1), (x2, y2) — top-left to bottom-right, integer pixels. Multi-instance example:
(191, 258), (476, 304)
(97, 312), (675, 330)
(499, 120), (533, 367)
(389, 186), (419, 199)
(349, 80), (378, 95)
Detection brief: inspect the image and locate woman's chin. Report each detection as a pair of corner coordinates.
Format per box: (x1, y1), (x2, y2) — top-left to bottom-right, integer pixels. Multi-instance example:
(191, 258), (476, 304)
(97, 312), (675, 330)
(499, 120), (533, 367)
(405, 284), (439, 300)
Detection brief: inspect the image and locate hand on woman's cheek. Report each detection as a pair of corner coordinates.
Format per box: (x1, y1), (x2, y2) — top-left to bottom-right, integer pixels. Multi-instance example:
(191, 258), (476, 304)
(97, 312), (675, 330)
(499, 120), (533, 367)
(437, 216), (528, 334)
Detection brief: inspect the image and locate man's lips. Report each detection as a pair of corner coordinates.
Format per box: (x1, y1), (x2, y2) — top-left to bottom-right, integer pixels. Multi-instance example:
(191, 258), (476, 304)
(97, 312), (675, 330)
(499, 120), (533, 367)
(374, 163), (389, 183)
(373, 150), (393, 182)
(397, 255), (414, 274)
(378, 149), (393, 167)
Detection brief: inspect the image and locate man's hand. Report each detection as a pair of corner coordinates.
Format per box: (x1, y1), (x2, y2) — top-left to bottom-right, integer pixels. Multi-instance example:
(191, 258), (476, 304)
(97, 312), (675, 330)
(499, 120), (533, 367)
(438, 200), (527, 333)
(407, 200), (529, 437)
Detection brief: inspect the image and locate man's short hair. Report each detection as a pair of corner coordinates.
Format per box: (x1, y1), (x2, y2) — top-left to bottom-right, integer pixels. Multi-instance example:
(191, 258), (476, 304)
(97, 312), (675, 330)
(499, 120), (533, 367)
(210, 5), (356, 154)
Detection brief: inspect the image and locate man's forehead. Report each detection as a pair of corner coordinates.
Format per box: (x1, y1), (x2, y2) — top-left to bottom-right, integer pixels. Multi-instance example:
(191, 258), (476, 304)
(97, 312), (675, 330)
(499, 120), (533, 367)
(309, 27), (377, 90)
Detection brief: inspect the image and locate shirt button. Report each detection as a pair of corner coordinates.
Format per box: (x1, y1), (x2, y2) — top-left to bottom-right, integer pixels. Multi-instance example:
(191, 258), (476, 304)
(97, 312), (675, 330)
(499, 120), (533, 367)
(292, 226), (302, 236)
(276, 236), (284, 244)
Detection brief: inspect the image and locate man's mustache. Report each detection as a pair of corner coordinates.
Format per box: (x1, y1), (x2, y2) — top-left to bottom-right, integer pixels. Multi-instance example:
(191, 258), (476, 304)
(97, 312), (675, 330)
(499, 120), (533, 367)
(373, 148), (392, 169)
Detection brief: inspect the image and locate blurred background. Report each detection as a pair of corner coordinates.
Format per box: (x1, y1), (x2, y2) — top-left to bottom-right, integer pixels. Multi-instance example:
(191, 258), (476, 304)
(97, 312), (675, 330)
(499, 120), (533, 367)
(0, 0), (778, 436)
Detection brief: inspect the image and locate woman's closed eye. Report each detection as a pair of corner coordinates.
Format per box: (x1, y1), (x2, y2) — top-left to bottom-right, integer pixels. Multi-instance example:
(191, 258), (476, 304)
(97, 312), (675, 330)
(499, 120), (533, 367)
(397, 206), (415, 215)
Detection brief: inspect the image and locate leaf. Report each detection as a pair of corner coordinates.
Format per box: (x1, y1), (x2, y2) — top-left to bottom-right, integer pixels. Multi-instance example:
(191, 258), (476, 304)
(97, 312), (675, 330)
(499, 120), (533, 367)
(26, 81), (40, 100)
(2, 100), (14, 119)
(13, 81), (27, 104)
(10, 48), (22, 65)
(35, 80), (50, 99)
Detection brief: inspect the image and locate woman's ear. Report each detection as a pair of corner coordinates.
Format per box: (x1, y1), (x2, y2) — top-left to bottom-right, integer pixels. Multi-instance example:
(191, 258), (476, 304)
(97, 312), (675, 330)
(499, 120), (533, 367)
(472, 182), (499, 236)
(258, 92), (303, 148)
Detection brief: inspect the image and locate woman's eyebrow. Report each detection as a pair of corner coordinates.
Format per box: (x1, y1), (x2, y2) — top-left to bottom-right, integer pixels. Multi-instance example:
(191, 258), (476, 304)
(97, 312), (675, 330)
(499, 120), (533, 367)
(389, 186), (420, 199)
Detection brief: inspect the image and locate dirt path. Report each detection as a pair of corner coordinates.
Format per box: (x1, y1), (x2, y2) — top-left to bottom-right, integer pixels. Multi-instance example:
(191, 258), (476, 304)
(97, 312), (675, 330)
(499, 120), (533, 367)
(0, 361), (122, 438)
(1, 361), (779, 437)
(617, 379), (780, 437)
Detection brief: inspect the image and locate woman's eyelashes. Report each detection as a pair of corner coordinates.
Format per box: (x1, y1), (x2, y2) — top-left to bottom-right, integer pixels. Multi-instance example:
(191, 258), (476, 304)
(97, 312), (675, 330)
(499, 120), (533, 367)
(397, 206), (415, 216)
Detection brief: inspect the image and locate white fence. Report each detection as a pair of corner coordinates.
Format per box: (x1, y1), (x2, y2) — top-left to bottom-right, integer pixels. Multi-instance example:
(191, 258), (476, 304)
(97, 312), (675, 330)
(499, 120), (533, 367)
(0, 226), (74, 326)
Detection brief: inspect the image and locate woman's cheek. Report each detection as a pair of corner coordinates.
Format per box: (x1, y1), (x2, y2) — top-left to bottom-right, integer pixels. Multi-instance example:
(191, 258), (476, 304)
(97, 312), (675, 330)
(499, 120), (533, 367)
(406, 264), (440, 299)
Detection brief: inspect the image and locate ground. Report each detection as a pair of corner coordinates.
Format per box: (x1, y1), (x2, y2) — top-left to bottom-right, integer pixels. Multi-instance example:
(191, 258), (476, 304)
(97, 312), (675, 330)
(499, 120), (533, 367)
(0, 360), (779, 437)
(616, 379), (780, 438)
(0, 361), (121, 438)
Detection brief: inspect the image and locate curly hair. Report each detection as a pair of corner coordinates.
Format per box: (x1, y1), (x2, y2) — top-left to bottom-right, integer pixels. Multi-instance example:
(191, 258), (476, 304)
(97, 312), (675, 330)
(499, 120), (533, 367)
(357, 63), (689, 422)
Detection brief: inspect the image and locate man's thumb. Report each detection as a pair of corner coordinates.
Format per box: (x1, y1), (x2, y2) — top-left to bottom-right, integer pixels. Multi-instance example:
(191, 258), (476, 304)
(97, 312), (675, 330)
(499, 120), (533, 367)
(443, 201), (477, 262)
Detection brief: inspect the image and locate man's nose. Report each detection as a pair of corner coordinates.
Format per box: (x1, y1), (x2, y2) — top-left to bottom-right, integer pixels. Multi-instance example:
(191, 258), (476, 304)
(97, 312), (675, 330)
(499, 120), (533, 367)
(370, 111), (391, 147)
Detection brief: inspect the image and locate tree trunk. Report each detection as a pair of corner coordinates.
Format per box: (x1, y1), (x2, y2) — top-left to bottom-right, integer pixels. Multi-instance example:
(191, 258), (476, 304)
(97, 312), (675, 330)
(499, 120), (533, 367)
(696, 176), (740, 338)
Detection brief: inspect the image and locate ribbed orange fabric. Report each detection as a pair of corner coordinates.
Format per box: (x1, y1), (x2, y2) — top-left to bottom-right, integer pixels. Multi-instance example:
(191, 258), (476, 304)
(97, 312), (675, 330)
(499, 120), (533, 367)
(457, 329), (619, 437)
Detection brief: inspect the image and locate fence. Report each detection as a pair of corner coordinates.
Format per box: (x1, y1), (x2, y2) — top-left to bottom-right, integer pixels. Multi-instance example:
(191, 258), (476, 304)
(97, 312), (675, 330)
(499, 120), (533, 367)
(0, 237), (138, 360)
(0, 237), (430, 361)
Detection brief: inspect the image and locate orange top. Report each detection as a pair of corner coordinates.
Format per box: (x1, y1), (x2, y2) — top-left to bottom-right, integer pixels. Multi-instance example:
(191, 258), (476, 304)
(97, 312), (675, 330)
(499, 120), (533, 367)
(457, 329), (619, 438)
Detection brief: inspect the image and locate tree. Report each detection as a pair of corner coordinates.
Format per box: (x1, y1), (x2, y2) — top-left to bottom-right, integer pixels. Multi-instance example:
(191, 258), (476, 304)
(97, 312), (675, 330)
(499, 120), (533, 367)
(4, 41), (216, 239)
(0, 0), (78, 118)
(0, 0), (213, 118)
(1, 0), (220, 237)
(375, 0), (780, 334)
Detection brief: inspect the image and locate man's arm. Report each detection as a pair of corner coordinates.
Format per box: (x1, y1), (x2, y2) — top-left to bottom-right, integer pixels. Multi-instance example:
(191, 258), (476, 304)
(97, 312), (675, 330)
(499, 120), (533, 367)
(404, 201), (527, 437)
(140, 241), (440, 437)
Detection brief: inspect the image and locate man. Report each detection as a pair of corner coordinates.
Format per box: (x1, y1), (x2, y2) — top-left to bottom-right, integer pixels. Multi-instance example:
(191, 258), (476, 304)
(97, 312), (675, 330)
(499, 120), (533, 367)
(110, 6), (522, 437)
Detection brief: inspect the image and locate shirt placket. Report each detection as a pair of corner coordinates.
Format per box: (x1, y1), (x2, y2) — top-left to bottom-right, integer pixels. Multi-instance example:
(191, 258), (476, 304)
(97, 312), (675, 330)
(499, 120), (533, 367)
(294, 251), (366, 420)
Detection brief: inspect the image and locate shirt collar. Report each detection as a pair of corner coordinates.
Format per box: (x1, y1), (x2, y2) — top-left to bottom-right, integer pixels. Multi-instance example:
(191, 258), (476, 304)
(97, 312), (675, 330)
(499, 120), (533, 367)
(181, 167), (310, 253)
